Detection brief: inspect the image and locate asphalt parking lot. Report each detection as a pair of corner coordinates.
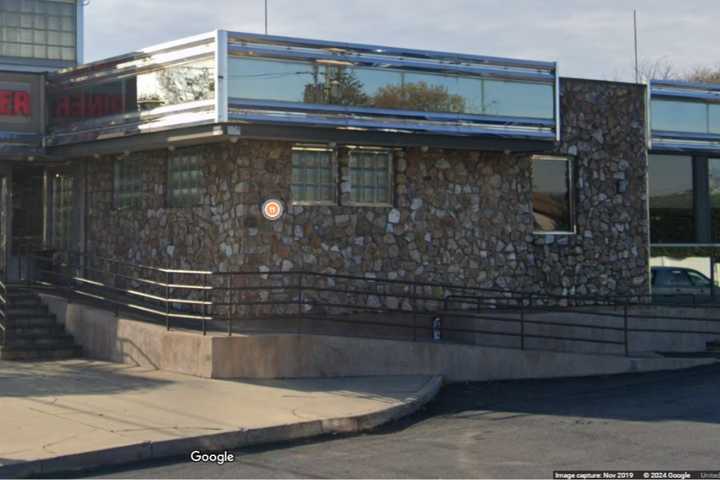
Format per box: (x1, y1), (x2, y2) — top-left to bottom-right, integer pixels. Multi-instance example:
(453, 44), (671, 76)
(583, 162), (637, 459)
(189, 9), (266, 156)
(78, 364), (720, 479)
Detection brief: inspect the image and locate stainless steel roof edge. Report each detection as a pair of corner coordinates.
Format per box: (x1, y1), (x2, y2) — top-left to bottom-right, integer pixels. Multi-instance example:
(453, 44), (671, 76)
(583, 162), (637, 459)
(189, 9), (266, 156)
(48, 32), (217, 80)
(225, 30), (556, 71)
(47, 50), (215, 89)
(45, 115), (217, 147)
(46, 100), (215, 134)
(227, 111), (555, 139)
(227, 45), (553, 83)
(227, 98), (555, 126)
(652, 130), (720, 141)
(651, 79), (720, 93)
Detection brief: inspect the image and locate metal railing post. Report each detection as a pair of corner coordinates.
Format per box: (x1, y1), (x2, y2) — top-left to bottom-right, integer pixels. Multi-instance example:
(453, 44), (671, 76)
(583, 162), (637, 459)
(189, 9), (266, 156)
(202, 273), (207, 336)
(623, 302), (629, 357)
(165, 270), (171, 331)
(520, 298), (525, 350)
(297, 272), (303, 334)
(227, 274), (232, 336)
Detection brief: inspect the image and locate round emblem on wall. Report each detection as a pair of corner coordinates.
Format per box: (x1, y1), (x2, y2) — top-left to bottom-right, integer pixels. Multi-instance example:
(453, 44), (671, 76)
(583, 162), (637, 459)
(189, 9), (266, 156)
(261, 198), (285, 221)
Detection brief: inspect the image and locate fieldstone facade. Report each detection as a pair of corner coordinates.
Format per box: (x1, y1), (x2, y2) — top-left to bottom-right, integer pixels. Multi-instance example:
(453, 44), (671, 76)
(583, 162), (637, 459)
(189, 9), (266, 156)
(79, 77), (649, 298)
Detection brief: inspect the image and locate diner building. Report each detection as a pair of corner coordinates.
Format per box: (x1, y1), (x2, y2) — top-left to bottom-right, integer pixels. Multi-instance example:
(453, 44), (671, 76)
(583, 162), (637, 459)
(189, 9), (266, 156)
(1, 27), (655, 299)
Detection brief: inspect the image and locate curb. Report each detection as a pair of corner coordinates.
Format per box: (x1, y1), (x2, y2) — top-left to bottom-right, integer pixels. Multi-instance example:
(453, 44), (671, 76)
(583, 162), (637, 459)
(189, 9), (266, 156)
(0, 375), (442, 478)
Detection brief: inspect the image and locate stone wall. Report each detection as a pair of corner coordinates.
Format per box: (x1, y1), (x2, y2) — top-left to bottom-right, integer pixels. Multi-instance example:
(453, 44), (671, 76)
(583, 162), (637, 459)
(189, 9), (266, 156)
(80, 77), (649, 298)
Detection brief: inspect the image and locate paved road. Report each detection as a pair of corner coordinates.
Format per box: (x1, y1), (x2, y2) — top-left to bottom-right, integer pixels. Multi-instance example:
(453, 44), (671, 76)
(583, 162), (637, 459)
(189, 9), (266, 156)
(78, 364), (720, 479)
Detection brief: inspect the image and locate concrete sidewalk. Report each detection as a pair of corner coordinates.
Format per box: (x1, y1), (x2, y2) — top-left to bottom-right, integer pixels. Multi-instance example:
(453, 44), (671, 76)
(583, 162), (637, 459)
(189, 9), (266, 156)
(0, 360), (441, 478)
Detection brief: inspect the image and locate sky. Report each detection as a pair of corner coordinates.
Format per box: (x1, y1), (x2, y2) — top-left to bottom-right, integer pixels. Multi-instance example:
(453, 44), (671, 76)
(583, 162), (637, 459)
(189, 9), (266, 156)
(83, 0), (720, 82)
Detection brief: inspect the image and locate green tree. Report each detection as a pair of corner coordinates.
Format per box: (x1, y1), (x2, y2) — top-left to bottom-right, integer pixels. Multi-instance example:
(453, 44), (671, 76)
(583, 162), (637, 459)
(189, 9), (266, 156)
(303, 66), (370, 106)
(372, 81), (465, 113)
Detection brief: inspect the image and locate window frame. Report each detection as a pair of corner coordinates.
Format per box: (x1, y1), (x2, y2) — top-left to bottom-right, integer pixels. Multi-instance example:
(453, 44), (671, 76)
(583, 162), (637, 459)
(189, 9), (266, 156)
(167, 149), (204, 209)
(50, 171), (73, 250)
(346, 147), (394, 208)
(112, 156), (143, 210)
(531, 154), (576, 235)
(290, 145), (337, 206)
(0, 0), (77, 62)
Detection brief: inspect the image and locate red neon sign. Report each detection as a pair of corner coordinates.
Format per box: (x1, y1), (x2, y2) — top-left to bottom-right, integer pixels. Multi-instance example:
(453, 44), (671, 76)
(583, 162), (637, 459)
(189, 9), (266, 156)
(0, 90), (31, 117)
(54, 93), (125, 119)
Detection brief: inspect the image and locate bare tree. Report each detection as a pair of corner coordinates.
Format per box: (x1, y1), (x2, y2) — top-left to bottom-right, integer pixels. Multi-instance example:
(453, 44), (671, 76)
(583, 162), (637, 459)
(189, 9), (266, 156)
(636, 57), (677, 83)
(686, 65), (720, 84)
(635, 57), (720, 85)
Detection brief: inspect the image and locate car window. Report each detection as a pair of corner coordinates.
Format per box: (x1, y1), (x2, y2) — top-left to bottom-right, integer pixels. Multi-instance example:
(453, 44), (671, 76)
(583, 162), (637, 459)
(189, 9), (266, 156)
(654, 270), (693, 287)
(687, 271), (711, 287)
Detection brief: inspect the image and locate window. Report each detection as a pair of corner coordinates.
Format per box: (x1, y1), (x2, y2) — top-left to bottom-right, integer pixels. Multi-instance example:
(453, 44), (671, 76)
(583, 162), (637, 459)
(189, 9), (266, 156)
(710, 159), (720, 242)
(291, 147), (335, 204)
(51, 172), (73, 250)
(168, 150), (203, 208)
(349, 149), (392, 205)
(113, 156), (143, 209)
(228, 57), (555, 120)
(0, 0), (76, 62)
(687, 270), (712, 287)
(649, 154), (694, 243)
(532, 156), (574, 233)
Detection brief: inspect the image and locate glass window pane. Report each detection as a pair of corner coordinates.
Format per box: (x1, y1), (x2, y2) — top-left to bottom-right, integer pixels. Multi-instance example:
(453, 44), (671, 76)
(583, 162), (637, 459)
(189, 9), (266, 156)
(652, 100), (707, 133)
(710, 158), (720, 242)
(228, 57), (553, 120)
(350, 151), (392, 204)
(709, 105), (720, 135)
(228, 57), (315, 103)
(532, 158), (572, 232)
(167, 150), (203, 207)
(20, 28), (33, 42)
(484, 80), (555, 119)
(649, 154), (694, 243)
(291, 149), (334, 203)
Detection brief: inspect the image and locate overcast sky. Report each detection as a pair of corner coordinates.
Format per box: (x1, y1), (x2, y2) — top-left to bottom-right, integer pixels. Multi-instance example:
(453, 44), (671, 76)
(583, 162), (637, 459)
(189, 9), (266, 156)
(84, 0), (720, 82)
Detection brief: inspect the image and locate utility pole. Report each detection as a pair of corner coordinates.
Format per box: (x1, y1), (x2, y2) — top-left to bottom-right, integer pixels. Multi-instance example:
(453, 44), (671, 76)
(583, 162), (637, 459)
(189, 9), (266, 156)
(265, 0), (268, 35)
(633, 10), (639, 83)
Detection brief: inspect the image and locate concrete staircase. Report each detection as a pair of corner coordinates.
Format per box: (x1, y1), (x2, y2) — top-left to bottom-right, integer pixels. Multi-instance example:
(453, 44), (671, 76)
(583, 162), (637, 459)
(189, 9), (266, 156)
(0, 288), (82, 361)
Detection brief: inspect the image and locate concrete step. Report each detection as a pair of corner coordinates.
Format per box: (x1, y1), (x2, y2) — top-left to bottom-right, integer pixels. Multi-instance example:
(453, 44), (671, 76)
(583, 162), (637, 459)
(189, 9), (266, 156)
(6, 305), (49, 316)
(3, 315), (58, 328)
(1, 287), (82, 362)
(2, 324), (66, 337)
(0, 344), (82, 361)
(3, 333), (77, 349)
(7, 294), (43, 307)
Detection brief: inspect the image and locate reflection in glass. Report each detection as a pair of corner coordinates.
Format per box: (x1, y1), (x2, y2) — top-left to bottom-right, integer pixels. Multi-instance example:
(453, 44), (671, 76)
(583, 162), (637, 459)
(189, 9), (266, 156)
(532, 158), (572, 232)
(484, 80), (555, 119)
(709, 159), (720, 241)
(137, 60), (215, 110)
(228, 57), (555, 119)
(649, 154), (694, 243)
(49, 59), (215, 125)
(710, 105), (720, 135)
(651, 100), (708, 133)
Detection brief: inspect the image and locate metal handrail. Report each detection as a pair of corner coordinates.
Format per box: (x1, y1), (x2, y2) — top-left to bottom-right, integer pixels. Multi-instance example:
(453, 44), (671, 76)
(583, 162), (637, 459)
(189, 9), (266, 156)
(12, 251), (720, 357)
(0, 270), (7, 347)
